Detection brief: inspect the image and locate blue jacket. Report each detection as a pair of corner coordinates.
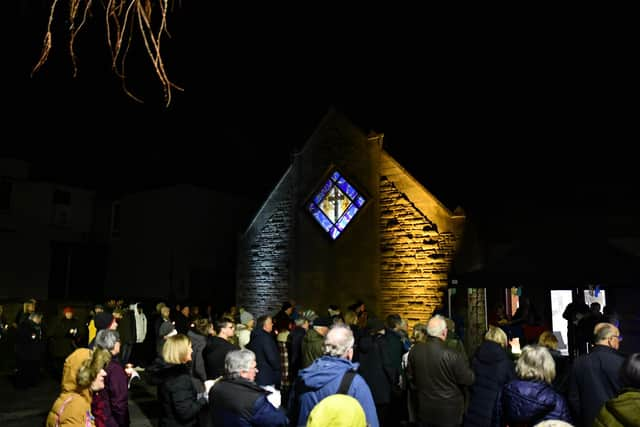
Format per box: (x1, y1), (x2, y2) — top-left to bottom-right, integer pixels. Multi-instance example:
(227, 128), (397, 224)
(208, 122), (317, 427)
(295, 356), (379, 427)
(209, 377), (288, 427)
(501, 379), (572, 426)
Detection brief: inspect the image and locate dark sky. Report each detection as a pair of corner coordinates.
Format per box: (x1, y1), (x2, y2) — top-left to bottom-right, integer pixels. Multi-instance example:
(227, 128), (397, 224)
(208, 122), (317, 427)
(3, 3), (637, 223)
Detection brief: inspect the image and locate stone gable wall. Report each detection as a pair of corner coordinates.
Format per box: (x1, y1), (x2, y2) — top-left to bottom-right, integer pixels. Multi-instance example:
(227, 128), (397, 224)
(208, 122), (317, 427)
(379, 176), (457, 326)
(236, 182), (292, 317)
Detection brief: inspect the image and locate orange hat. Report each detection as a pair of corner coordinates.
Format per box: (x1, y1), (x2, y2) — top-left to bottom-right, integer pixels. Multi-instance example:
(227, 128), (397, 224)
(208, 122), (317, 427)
(63, 306), (74, 314)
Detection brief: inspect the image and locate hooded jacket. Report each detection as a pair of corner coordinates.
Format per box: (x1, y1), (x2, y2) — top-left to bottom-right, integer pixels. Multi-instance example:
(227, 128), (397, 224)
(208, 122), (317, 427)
(306, 394), (366, 427)
(501, 379), (572, 426)
(147, 357), (207, 427)
(464, 340), (515, 427)
(46, 348), (95, 427)
(295, 356), (378, 427)
(593, 388), (640, 427)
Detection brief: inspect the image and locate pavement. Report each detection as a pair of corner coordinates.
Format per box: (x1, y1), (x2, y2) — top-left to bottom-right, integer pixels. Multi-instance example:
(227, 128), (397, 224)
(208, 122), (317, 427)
(0, 369), (160, 426)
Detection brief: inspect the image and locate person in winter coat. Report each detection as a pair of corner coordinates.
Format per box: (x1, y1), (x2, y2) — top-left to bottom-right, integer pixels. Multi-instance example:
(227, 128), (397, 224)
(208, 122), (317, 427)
(357, 318), (396, 426)
(92, 329), (130, 427)
(49, 307), (85, 379)
(246, 315), (281, 388)
(46, 347), (111, 427)
(568, 322), (625, 427)
(147, 334), (208, 427)
(501, 345), (572, 426)
(464, 325), (515, 427)
(406, 315), (474, 427)
(306, 394), (366, 427)
(293, 324), (379, 427)
(593, 352), (640, 427)
(187, 318), (213, 388)
(14, 311), (46, 388)
(209, 349), (288, 426)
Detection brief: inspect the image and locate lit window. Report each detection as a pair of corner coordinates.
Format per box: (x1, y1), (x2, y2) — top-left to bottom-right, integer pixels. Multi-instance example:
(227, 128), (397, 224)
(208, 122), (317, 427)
(307, 170), (366, 240)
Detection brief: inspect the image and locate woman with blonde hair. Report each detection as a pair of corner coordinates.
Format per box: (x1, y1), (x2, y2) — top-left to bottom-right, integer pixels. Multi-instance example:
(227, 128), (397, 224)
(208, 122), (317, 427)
(464, 326), (515, 426)
(147, 334), (210, 426)
(537, 331), (569, 394)
(46, 347), (111, 426)
(501, 345), (572, 426)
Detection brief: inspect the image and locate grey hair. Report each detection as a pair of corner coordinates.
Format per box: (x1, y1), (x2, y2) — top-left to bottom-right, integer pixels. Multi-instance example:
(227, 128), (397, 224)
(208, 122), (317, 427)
(225, 349), (256, 379)
(516, 345), (556, 384)
(323, 324), (355, 357)
(95, 329), (120, 351)
(427, 315), (447, 337)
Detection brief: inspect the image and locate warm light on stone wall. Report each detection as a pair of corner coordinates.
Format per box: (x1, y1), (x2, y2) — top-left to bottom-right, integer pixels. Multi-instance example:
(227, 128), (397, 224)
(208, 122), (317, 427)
(379, 176), (455, 329)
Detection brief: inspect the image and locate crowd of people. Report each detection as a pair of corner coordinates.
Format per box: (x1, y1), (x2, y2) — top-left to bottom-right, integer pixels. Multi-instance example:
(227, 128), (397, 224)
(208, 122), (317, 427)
(0, 297), (637, 426)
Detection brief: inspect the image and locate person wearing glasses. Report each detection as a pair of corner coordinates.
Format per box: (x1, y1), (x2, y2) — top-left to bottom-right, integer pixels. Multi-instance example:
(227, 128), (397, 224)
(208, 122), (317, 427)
(568, 322), (625, 427)
(204, 317), (238, 379)
(209, 349), (288, 426)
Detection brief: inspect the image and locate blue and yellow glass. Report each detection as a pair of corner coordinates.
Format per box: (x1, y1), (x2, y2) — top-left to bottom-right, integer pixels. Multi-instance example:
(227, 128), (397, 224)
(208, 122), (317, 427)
(308, 171), (366, 240)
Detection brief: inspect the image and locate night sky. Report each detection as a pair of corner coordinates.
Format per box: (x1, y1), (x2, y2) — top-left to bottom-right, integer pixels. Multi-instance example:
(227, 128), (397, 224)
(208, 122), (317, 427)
(4, 3), (637, 227)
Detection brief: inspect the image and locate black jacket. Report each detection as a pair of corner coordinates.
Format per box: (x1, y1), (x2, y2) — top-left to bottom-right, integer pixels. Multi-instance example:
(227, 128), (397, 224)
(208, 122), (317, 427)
(247, 329), (281, 387)
(209, 377), (288, 426)
(568, 345), (625, 427)
(464, 341), (515, 427)
(147, 357), (207, 427)
(407, 337), (475, 425)
(204, 336), (238, 379)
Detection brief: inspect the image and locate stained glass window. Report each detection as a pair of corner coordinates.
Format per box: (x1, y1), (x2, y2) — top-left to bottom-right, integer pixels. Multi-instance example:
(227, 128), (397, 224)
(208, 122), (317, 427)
(307, 170), (366, 240)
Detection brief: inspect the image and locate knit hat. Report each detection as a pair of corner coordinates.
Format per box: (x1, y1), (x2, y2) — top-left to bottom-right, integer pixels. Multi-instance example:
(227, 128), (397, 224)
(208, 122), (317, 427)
(307, 394), (366, 427)
(158, 321), (177, 338)
(300, 309), (318, 322)
(63, 307), (74, 315)
(313, 316), (333, 328)
(95, 312), (115, 330)
(240, 310), (254, 325)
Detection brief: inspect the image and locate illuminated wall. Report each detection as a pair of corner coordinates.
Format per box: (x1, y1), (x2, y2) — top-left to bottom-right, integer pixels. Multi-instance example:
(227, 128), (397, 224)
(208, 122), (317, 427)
(236, 111), (465, 322)
(379, 153), (465, 328)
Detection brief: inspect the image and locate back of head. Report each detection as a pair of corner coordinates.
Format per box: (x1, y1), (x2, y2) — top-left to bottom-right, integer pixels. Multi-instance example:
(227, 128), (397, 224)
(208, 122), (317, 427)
(306, 394), (366, 427)
(95, 329), (120, 352)
(427, 315), (447, 338)
(225, 349), (255, 379)
(324, 324), (355, 358)
(412, 323), (428, 344)
(193, 318), (212, 336)
(516, 345), (556, 384)
(485, 325), (508, 348)
(162, 334), (191, 364)
(94, 311), (115, 330)
(620, 352), (640, 388)
(537, 331), (559, 351)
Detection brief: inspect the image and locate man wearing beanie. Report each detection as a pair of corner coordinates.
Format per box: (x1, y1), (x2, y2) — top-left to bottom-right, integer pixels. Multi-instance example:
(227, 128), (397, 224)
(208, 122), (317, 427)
(90, 311), (118, 349)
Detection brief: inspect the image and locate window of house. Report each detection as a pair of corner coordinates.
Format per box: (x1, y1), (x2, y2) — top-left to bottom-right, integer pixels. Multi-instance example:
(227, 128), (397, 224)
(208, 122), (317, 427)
(0, 179), (12, 211)
(307, 170), (366, 240)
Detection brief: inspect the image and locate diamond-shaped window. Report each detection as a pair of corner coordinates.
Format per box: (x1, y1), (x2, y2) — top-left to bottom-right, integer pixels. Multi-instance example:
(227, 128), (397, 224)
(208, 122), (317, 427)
(307, 170), (366, 240)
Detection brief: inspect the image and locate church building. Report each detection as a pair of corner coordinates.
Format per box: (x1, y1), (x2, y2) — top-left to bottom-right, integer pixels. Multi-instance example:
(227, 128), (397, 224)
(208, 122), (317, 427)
(236, 110), (468, 327)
